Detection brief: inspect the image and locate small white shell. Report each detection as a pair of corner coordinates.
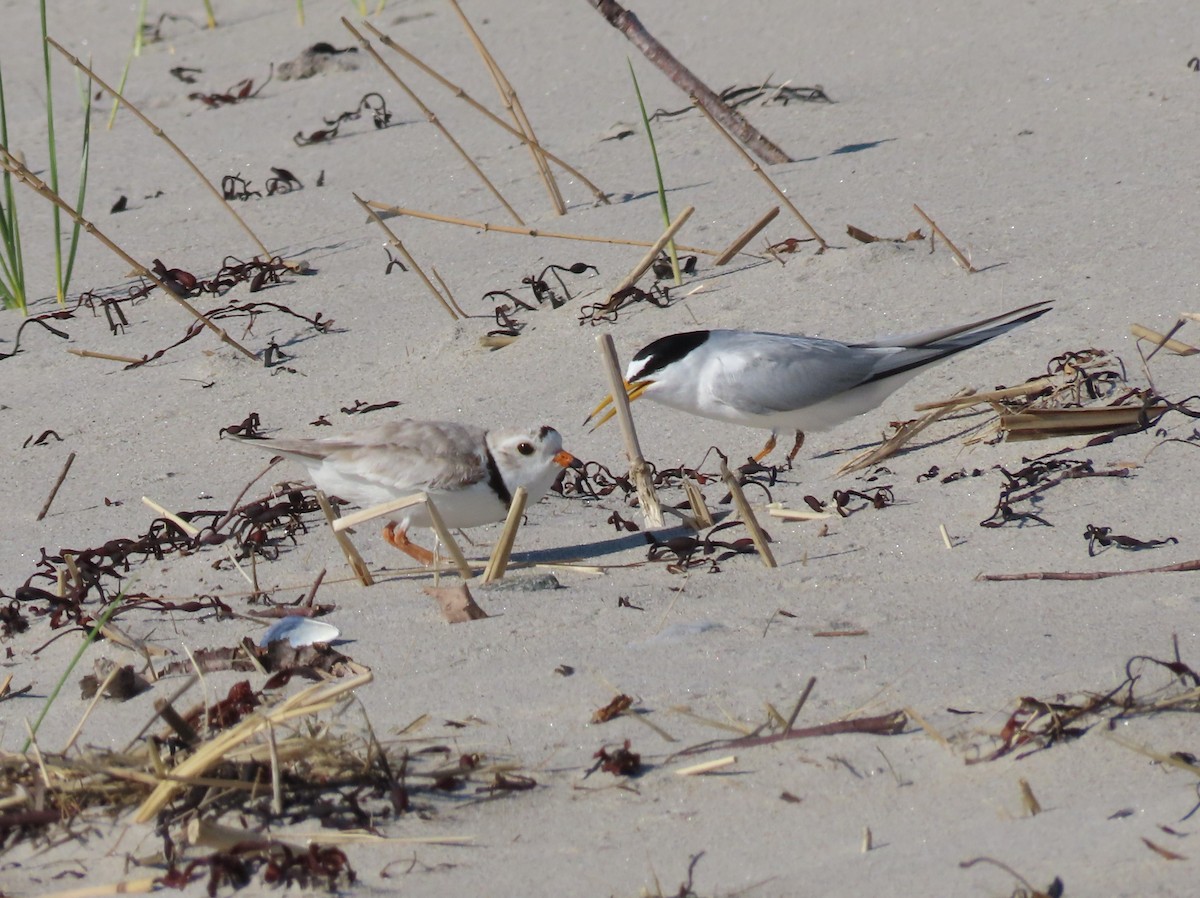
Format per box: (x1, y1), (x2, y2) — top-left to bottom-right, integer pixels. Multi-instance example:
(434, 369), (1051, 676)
(258, 615), (340, 648)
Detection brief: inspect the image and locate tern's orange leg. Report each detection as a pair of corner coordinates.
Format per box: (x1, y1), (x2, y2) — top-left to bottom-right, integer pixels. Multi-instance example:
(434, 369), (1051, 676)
(382, 521), (435, 566)
(752, 433), (778, 463)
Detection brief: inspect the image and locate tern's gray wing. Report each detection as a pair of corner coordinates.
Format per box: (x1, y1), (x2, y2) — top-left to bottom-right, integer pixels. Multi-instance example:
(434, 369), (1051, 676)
(240, 420), (489, 492)
(706, 332), (887, 415)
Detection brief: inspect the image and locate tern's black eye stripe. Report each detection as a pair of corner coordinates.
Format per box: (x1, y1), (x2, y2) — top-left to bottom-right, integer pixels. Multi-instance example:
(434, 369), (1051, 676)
(630, 331), (711, 379)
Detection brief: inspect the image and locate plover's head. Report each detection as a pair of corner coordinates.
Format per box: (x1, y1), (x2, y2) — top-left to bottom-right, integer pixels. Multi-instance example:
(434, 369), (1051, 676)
(486, 425), (578, 503)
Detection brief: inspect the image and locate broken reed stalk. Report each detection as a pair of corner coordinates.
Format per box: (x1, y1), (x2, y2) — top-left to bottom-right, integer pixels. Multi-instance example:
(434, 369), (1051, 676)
(835, 387), (975, 476)
(36, 451), (75, 521)
(682, 479), (714, 530)
(674, 755), (737, 776)
(142, 495), (254, 586)
(315, 490), (374, 587)
(444, 0), (565, 215)
(912, 204), (976, 272)
(587, 0), (791, 165)
(134, 671), (374, 823)
(331, 492), (426, 533)
(998, 405), (1147, 440)
(611, 204), (694, 296)
(66, 348), (144, 364)
(423, 495), (473, 579)
(365, 200), (720, 254)
(47, 38), (274, 261)
(342, 19), (525, 226)
(430, 266), (470, 318)
(690, 97), (826, 249)
(0, 149), (258, 362)
(37, 878), (159, 898)
(978, 558), (1200, 582)
(353, 193), (459, 321)
(1130, 322), (1198, 357)
(482, 485), (527, 583)
(714, 206), (780, 265)
(913, 379), (1052, 411)
(595, 333), (664, 528)
(362, 21), (608, 204)
(718, 460), (777, 567)
(783, 676), (817, 732)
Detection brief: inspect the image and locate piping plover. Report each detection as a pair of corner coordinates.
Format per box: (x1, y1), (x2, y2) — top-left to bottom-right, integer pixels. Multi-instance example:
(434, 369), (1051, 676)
(588, 301), (1052, 462)
(234, 419), (578, 564)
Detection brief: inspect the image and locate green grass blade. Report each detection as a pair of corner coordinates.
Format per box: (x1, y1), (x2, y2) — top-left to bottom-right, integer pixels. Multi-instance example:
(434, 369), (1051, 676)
(627, 60), (681, 285)
(0, 59), (28, 314)
(63, 69), (93, 294)
(40, 0), (66, 305)
(21, 588), (128, 753)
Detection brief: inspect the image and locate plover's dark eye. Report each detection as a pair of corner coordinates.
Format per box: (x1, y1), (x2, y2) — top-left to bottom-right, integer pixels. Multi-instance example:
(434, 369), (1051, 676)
(517, 441), (535, 456)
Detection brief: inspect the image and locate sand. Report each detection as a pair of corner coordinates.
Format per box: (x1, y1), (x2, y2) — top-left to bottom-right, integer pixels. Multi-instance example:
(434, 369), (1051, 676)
(1, 1), (1198, 895)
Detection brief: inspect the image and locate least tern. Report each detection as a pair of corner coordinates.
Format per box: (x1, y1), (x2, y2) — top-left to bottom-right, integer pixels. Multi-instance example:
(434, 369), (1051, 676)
(588, 301), (1052, 462)
(234, 419), (578, 564)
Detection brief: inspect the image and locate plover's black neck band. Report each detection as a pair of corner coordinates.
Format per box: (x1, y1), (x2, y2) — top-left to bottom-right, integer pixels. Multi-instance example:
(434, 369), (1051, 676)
(483, 442), (513, 507)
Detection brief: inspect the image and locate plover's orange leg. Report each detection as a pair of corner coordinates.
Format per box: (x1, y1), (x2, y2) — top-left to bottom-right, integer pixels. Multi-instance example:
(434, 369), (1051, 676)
(752, 432), (778, 463)
(382, 521), (435, 566)
(785, 431), (806, 466)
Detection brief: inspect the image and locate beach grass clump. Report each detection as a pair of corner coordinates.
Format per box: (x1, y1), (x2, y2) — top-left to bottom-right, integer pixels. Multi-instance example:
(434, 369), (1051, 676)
(0, 1), (93, 315)
(628, 60), (682, 285)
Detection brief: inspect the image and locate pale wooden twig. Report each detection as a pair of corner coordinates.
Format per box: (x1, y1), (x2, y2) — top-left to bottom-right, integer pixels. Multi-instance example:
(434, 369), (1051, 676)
(690, 97), (826, 249)
(342, 19), (524, 225)
(430, 266), (470, 319)
(66, 348), (144, 364)
(142, 496), (254, 587)
(445, 0), (564, 214)
(596, 334), (664, 528)
(316, 491), (374, 587)
(36, 451), (75, 521)
(913, 204), (977, 272)
(1130, 322), (1198, 357)
(714, 206), (780, 265)
(913, 379), (1052, 411)
(423, 496), (473, 580)
(0, 148), (257, 361)
(978, 558), (1200, 582)
(354, 193), (459, 321)
(718, 460), (776, 567)
(482, 486), (528, 583)
(48, 37), (274, 261)
(610, 205), (694, 296)
(674, 755), (736, 776)
(331, 493), (426, 532)
(364, 201), (720, 255)
(35, 878), (158, 898)
(363, 20), (608, 203)
(835, 387), (974, 476)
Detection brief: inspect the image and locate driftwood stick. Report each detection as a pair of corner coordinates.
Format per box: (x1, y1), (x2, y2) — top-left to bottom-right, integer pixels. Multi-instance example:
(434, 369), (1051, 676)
(719, 460), (777, 568)
(482, 486), (528, 583)
(676, 710), (908, 757)
(585, 0), (792, 164)
(978, 558), (1200, 582)
(714, 206), (780, 265)
(36, 452), (76, 521)
(913, 204), (977, 272)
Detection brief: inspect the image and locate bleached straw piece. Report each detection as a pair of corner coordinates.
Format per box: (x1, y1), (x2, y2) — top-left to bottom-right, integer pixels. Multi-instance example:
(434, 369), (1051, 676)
(365, 201), (720, 255)
(315, 491), (374, 587)
(913, 379), (1052, 411)
(36, 451), (75, 522)
(342, 19), (525, 226)
(1130, 322), (1198, 356)
(66, 348), (144, 364)
(690, 97), (826, 249)
(714, 206), (780, 265)
(719, 460), (777, 568)
(683, 479), (714, 530)
(482, 486), (528, 583)
(362, 20), (608, 204)
(675, 755), (737, 776)
(912, 204), (977, 273)
(187, 816), (302, 851)
(331, 492), (427, 533)
(610, 206), (695, 297)
(767, 507), (832, 522)
(423, 495), (474, 580)
(36, 878), (159, 898)
(595, 334), (664, 529)
(143, 495), (255, 586)
(354, 193), (460, 321)
(834, 388), (973, 476)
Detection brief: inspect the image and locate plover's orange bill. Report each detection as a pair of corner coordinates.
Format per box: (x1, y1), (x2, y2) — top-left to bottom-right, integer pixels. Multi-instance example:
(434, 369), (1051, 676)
(585, 301), (1053, 463)
(233, 420), (577, 565)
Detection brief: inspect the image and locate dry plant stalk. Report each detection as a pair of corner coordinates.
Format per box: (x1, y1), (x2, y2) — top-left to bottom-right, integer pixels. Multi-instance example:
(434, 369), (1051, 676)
(445, 0), (565, 215)
(834, 387), (975, 476)
(430, 266), (470, 318)
(998, 405), (1146, 440)
(690, 97), (826, 249)
(316, 490), (374, 587)
(0, 149), (257, 362)
(682, 479), (714, 530)
(1130, 322), (1198, 356)
(48, 37), (275, 261)
(587, 0), (792, 165)
(364, 201), (720, 255)
(354, 193), (460, 321)
(482, 485), (528, 583)
(66, 348), (145, 364)
(422, 496), (474, 579)
(611, 205), (695, 296)
(134, 671), (373, 822)
(362, 21), (608, 204)
(595, 334), (664, 528)
(674, 755), (737, 776)
(913, 378), (1053, 411)
(912, 203), (977, 272)
(714, 206), (780, 265)
(36, 452), (75, 521)
(342, 19), (525, 226)
(718, 460), (777, 568)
